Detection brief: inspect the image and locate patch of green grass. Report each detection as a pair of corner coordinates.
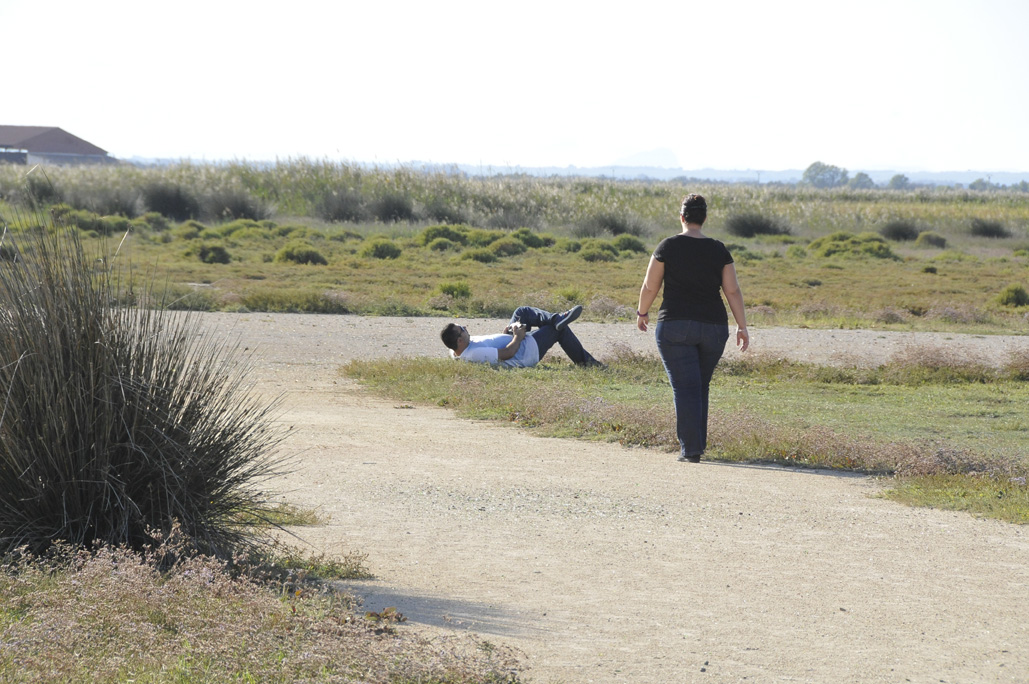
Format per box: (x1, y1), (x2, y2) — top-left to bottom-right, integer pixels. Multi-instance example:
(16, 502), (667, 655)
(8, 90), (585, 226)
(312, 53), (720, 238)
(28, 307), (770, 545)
(343, 352), (1029, 523)
(881, 475), (1029, 524)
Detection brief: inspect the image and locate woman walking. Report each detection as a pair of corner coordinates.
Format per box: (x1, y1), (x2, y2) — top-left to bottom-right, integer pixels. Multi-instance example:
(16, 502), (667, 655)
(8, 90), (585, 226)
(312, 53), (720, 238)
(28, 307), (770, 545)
(636, 194), (749, 463)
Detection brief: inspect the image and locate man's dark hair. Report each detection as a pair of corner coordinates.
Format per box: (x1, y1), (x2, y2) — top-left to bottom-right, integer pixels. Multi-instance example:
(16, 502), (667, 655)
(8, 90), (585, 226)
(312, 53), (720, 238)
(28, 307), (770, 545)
(441, 323), (462, 350)
(680, 193), (707, 225)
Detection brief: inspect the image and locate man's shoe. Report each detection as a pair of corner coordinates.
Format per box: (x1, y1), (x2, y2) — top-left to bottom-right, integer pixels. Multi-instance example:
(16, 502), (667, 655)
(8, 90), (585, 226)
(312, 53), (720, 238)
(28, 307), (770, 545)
(554, 305), (582, 332)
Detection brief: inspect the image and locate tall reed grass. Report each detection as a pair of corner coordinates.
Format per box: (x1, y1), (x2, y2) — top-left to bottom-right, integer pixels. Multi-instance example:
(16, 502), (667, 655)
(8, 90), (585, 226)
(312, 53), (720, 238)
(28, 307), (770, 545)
(3, 160), (1028, 237)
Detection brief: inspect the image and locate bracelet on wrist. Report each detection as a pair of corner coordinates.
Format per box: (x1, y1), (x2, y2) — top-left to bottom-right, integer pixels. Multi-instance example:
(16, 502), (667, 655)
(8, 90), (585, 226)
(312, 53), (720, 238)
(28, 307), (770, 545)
(636, 310), (649, 317)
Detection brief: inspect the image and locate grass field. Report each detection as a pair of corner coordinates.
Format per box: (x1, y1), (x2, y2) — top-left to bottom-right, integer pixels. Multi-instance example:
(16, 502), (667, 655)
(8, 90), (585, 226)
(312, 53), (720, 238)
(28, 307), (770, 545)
(1, 161), (1027, 330)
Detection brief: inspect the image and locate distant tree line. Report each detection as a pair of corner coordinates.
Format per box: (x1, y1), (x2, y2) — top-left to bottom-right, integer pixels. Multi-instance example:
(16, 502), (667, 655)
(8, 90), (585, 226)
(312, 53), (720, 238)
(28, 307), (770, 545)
(801, 161), (1029, 192)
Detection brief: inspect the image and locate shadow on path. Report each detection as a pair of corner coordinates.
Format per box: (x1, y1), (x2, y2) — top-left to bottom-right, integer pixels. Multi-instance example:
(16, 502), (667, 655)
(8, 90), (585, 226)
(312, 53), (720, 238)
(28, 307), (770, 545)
(334, 580), (546, 638)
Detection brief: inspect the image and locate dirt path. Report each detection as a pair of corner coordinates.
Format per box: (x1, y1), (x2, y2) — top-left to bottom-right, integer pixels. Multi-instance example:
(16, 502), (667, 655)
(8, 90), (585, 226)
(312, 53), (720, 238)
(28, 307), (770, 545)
(202, 313), (1029, 684)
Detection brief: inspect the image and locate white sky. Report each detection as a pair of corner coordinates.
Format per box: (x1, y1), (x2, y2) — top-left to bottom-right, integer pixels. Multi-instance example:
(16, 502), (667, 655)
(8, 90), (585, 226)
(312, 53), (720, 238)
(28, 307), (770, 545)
(4, 0), (1028, 173)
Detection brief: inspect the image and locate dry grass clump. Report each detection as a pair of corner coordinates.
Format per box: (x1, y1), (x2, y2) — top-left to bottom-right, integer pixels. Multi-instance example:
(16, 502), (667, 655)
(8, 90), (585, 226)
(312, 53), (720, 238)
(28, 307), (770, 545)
(708, 410), (1016, 478)
(0, 539), (522, 683)
(874, 306), (908, 324)
(923, 304), (992, 325)
(881, 345), (995, 384)
(1004, 348), (1029, 381)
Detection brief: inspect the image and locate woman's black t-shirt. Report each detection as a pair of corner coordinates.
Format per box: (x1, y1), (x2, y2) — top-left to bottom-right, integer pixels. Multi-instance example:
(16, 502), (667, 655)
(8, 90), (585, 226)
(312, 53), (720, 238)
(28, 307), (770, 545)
(652, 235), (734, 325)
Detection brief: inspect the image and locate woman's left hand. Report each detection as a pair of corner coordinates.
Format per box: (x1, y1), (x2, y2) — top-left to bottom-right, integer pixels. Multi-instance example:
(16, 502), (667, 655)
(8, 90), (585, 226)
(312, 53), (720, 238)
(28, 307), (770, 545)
(636, 313), (649, 332)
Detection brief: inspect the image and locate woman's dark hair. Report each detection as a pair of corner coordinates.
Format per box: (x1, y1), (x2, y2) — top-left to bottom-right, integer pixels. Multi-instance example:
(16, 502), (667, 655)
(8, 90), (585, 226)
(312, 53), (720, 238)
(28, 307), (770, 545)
(441, 323), (463, 350)
(680, 193), (707, 225)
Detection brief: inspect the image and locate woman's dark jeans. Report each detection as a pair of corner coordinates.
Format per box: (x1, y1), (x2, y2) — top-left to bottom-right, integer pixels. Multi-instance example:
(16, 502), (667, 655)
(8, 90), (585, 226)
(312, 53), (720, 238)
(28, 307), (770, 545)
(655, 319), (730, 459)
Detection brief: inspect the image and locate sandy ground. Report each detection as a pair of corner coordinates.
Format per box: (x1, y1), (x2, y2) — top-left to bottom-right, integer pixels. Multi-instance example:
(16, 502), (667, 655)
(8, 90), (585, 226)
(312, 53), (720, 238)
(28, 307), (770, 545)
(201, 312), (1029, 684)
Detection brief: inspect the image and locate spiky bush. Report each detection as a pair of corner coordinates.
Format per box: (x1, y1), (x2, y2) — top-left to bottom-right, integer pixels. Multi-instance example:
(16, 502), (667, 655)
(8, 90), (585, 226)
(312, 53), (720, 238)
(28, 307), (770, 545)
(0, 225), (286, 556)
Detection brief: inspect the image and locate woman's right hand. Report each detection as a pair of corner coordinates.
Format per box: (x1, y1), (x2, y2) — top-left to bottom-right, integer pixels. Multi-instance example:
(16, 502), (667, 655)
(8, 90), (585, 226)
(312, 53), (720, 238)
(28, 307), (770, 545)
(736, 327), (749, 352)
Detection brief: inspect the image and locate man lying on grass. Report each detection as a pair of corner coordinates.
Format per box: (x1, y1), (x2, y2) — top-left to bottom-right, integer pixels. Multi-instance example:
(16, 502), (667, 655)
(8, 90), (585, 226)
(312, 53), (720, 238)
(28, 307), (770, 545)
(440, 305), (604, 369)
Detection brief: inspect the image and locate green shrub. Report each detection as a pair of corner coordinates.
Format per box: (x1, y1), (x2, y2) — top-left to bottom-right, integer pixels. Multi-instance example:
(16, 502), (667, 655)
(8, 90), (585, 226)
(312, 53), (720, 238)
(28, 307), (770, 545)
(460, 247), (498, 263)
(135, 211), (170, 232)
(232, 227), (271, 241)
(465, 228), (505, 247)
(1014, 248), (1029, 258)
(419, 224), (469, 246)
(785, 244), (808, 259)
(724, 212), (791, 237)
(274, 224), (322, 240)
(612, 234), (647, 253)
(970, 218), (1011, 238)
(579, 239), (619, 262)
(512, 227), (549, 248)
(171, 220), (207, 241)
(915, 231), (947, 248)
(217, 219), (263, 237)
(922, 265), (938, 274)
(328, 228), (364, 242)
(193, 243), (232, 264)
(358, 238), (401, 260)
(879, 220), (920, 241)
(438, 282), (471, 299)
(996, 284), (1029, 307)
(490, 236), (528, 257)
(428, 237), (457, 252)
(0, 225), (285, 555)
(275, 240), (329, 265)
(808, 231), (898, 259)
(142, 183), (200, 221)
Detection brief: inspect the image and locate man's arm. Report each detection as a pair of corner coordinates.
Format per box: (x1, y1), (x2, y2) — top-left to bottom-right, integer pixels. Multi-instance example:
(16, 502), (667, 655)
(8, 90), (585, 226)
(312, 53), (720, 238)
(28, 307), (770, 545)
(496, 323), (526, 361)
